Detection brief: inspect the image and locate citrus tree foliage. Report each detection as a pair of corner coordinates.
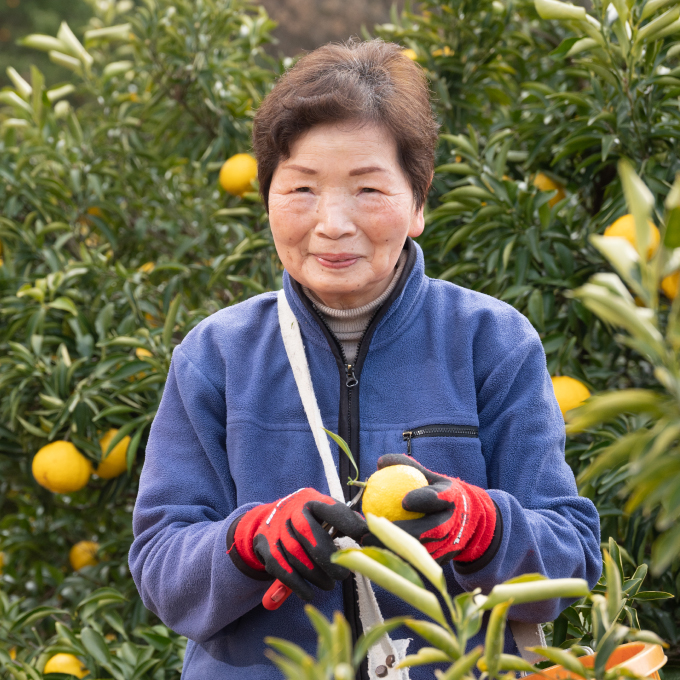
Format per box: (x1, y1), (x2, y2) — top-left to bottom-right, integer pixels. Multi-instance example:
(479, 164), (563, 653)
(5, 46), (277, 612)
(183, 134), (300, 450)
(0, 0), (276, 675)
(2, 0), (680, 675)
(267, 519), (666, 680)
(567, 162), (680, 571)
(375, 0), (680, 650)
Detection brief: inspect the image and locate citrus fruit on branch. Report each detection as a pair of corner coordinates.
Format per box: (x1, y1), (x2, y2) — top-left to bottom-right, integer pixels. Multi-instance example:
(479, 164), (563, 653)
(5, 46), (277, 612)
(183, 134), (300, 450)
(551, 375), (591, 419)
(43, 653), (88, 678)
(362, 464), (429, 522)
(96, 428), (131, 479)
(603, 214), (660, 259)
(219, 153), (258, 196)
(69, 540), (99, 571)
(32, 441), (92, 494)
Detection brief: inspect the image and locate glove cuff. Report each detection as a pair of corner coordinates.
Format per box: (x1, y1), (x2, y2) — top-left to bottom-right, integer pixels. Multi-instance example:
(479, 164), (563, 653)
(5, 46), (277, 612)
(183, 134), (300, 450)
(227, 509), (272, 581)
(454, 499), (503, 574)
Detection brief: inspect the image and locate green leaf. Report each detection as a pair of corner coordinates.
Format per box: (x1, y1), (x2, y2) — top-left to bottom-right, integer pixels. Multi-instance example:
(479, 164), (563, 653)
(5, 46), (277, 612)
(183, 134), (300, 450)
(503, 573), (549, 585)
(630, 591), (674, 600)
(604, 551), (623, 624)
(484, 601), (512, 677)
(438, 646), (483, 680)
(484, 578), (590, 609)
(364, 514), (446, 592)
(397, 647), (451, 668)
(530, 646), (589, 676)
(162, 293), (182, 349)
(48, 297), (79, 315)
(81, 626), (112, 666)
(264, 637), (313, 666)
(359, 548), (424, 588)
(322, 428), (359, 481)
(352, 618), (405, 668)
(403, 619), (461, 660)
(595, 623), (630, 676)
(10, 606), (68, 632)
(566, 390), (666, 433)
(332, 548), (446, 625)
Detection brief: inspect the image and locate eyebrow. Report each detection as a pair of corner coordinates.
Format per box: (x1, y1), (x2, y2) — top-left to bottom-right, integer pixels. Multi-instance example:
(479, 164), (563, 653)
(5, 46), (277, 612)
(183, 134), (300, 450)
(349, 166), (386, 176)
(281, 164), (387, 176)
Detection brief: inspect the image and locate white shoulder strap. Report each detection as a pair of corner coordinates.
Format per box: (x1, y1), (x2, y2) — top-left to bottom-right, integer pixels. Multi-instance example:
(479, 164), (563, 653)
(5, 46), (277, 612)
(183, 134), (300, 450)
(277, 289), (410, 680)
(277, 289), (344, 502)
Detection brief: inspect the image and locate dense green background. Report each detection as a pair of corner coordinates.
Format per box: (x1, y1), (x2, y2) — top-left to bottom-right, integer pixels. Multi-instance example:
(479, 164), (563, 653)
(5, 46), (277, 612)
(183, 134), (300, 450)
(1, 0), (680, 677)
(0, 0), (92, 87)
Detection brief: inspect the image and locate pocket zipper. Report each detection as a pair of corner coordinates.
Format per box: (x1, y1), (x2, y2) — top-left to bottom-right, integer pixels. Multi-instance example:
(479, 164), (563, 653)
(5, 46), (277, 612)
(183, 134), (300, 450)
(402, 424), (479, 456)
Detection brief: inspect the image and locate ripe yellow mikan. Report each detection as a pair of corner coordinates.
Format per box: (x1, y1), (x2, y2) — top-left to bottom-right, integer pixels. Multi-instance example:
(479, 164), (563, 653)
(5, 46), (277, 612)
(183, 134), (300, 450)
(603, 214), (660, 259)
(551, 376), (591, 419)
(43, 653), (88, 677)
(533, 173), (566, 208)
(96, 429), (131, 479)
(362, 465), (428, 522)
(661, 271), (680, 300)
(402, 48), (418, 60)
(69, 541), (99, 571)
(219, 153), (257, 196)
(32, 441), (92, 494)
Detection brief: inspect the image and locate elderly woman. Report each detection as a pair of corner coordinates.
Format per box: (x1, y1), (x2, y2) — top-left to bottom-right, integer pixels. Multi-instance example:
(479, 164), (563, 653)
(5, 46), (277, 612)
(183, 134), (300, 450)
(129, 39), (601, 680)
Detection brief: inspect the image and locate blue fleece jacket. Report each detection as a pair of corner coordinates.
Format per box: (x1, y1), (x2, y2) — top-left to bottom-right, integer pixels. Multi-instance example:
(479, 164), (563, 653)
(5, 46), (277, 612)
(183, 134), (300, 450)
(129, 239), (601, 680)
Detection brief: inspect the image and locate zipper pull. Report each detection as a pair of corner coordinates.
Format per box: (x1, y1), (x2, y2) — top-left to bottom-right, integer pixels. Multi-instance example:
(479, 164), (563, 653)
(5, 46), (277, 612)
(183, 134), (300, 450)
(402, 431), (413, 456)
(345, 364), (358, 388)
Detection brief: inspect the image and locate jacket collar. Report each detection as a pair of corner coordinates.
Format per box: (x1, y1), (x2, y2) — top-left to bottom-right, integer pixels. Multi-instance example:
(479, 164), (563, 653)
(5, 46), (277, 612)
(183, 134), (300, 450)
(282, 238), (428, 353)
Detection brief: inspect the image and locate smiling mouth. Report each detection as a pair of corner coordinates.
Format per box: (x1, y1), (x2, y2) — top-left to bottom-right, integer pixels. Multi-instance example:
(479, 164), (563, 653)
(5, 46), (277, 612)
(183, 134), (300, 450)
(314, 253), (360, 269)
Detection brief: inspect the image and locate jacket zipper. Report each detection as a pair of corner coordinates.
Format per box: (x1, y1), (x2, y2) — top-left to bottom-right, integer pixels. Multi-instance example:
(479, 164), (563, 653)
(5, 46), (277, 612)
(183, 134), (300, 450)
(289, 238), (417, 680)
(403, 424), (479, 456)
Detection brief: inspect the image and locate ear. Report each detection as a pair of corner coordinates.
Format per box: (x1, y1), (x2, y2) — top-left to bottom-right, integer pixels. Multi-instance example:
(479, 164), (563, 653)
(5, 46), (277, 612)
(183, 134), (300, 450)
(408, 202), (425, 238)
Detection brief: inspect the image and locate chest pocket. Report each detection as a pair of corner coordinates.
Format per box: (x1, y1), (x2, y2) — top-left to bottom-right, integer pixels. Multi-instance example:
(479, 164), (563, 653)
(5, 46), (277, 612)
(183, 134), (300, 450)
(402, 424), (488, 489)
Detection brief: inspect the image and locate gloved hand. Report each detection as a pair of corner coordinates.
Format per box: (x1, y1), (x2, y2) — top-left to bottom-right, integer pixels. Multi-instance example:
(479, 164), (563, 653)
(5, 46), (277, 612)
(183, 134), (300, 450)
(364, 454), (499, 566)
(227, 488), (367, 601)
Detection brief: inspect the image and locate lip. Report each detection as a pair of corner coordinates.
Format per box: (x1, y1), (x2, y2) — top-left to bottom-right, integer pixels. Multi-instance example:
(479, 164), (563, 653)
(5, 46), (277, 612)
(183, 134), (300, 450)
(313, 253), (361, 269)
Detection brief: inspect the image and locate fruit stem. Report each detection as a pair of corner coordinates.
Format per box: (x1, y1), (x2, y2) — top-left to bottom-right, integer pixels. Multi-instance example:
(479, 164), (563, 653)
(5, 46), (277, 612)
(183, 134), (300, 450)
(347, 479), (366, 488)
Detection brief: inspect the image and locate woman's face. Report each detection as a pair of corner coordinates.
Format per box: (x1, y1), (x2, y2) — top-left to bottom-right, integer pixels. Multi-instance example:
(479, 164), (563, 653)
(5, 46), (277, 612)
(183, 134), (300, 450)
(268, 121), (425, 309)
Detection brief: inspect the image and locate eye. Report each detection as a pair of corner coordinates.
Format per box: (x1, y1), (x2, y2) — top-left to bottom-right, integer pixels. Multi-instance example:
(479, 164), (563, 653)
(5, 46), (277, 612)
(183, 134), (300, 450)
(294, 186), (311, 193)
(361, 187), (378, 193)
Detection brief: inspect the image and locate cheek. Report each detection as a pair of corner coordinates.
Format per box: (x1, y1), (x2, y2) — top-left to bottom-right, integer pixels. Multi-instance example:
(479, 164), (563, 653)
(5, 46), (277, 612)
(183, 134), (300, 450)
(358, 196), (413, 239)
(269, 195), (316, 245)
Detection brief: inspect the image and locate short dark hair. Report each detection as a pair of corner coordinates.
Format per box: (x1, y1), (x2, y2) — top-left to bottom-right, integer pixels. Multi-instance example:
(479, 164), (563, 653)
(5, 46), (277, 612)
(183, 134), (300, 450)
(252, 39), (439, 212)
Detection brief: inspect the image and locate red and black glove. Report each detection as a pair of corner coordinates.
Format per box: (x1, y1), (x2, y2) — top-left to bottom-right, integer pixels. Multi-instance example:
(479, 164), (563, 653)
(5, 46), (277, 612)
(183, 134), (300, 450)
(227, 488), (367, 601)
(364, 454), (501, 568)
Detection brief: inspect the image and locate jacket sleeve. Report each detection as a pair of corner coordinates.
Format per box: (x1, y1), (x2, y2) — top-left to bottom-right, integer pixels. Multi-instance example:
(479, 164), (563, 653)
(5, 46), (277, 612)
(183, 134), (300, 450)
(453, 309), (602, 623)
(128, 345), (269, 643)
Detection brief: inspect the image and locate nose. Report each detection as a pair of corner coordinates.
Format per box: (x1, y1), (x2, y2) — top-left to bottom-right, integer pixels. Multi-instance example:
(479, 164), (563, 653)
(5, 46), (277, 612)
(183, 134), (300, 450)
(315, 192), (356, 239)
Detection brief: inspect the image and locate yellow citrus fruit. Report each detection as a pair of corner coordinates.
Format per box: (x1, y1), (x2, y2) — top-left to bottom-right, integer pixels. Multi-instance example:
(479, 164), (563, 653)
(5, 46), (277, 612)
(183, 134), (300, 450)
(69, 541), (99, 571)
(402, 48), (418, 61)
(219, 153), (257, 196)
(138, 261), (155, 274)
(661, 271), (680, 300)
(96, 429), (131, 479)
(0, 551), (4, 573)
(9, 647), (16, 660)
(533, 173), (566, 208)
(43, 653), (88, 677)
(603, 214), (660, 259)
(32, 442), (92, 494)
(551, 376), (591, 419)
(362, 465), (428, 522)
